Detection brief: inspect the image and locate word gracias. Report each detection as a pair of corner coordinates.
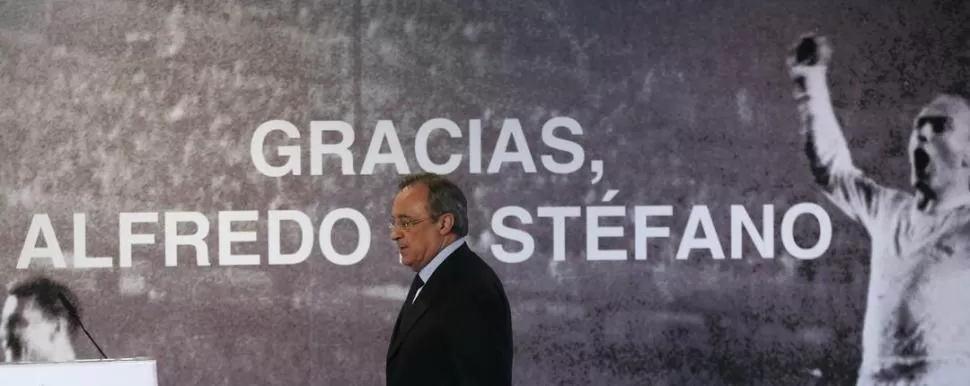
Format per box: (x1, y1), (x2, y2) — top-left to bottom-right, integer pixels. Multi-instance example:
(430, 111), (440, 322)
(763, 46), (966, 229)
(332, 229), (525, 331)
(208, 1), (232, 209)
(250, 117), (603, 180)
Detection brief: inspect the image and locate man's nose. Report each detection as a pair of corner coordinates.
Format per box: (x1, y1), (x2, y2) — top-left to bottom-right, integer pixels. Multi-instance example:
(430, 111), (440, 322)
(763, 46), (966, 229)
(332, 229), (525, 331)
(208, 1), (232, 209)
(390, 228), (402, 240)
(917, 125), (931, 142)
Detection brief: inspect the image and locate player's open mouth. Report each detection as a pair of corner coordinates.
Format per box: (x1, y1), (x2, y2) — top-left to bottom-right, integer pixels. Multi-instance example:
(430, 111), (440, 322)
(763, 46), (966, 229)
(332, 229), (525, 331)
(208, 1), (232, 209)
(914, 148), (931, 177)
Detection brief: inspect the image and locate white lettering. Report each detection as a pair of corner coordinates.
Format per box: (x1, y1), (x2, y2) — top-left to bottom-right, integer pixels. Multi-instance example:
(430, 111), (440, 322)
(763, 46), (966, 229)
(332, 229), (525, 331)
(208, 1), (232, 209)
(731, 205), (774, 259)
(251, 119), (302, 177)
(310, 120), (355, 175)
(18, 214), (66, 269)
(586, 202), (625, 261)
(360, 120), (409, 175)
(487, 119), (537, 173)
(268, 210), (314, 265)
(318, 208), (370, 265)
(540, 117), (585, 174)
(72, 213), (112, 268)
(781, 203), (832, 259)
(254, 117), (585, 176)
(165, 211), (211, 267)
(633, 205), (672, 260)
(536, 206), (581, 261)
(218, 211), (260, 266)
(415, 118), (463, 174)
(120, 212), (158, 268)
(491, 206), (534, 263)
(676, 206), (725, 260)
(469, 119), (483, 173)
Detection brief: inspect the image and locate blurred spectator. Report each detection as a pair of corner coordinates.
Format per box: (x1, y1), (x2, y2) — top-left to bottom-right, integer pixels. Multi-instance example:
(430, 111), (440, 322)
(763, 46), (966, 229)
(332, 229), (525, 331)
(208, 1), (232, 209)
(0, 276), (80, 363)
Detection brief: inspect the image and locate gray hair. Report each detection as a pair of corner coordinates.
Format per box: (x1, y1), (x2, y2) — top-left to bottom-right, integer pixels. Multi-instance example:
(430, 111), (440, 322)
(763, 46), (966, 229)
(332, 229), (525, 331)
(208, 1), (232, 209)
(397, 172), (469, 237)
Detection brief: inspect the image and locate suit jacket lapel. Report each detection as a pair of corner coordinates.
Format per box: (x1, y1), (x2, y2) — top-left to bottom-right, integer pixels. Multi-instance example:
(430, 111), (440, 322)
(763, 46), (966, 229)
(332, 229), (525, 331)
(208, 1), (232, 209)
(388, 295), (410, 345)
(387, 246), (468, 360)
(389, 275), (424, 343)
(386, 278), (439, 360)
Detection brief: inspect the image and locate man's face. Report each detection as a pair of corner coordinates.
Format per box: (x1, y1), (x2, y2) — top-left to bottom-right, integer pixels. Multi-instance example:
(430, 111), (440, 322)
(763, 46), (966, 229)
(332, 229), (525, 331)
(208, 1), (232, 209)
(0, 295), (65, 362)
(909, 94), (970, 195)
(390, 184), (450, 272)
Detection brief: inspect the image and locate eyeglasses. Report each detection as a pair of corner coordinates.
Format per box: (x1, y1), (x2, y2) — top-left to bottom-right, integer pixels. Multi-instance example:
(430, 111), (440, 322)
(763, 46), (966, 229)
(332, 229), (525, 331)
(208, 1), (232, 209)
(388, 217), (431, 232)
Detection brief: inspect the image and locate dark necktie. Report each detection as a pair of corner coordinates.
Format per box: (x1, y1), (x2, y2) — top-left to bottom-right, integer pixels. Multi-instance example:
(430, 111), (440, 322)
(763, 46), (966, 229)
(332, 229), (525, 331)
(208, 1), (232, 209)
(404, 275), (424, 308)
(390, 275), (426, 345)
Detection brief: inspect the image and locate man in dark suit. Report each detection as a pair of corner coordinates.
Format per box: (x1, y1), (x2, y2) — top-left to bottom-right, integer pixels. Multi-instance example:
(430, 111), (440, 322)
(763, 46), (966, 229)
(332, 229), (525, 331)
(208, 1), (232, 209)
(385, 172), (513, 386)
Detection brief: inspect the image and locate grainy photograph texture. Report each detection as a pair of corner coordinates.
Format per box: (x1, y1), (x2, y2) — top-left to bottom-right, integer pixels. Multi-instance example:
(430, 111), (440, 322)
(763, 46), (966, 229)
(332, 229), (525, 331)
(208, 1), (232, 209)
(0, 0), (966, 385)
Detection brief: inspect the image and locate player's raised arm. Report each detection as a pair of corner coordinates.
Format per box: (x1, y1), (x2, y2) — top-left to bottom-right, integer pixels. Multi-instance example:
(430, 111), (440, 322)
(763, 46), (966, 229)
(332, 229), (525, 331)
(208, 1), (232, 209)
(787, 34), (907, 228)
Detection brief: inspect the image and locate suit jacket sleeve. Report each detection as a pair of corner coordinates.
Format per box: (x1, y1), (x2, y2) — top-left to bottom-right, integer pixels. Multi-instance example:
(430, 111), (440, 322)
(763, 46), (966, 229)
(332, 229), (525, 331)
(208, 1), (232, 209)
(443, 285), (513, 386)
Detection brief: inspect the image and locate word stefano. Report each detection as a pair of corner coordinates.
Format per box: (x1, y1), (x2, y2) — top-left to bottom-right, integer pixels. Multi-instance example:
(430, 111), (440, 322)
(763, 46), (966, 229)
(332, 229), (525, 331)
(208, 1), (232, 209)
(15, 117), (833, 269)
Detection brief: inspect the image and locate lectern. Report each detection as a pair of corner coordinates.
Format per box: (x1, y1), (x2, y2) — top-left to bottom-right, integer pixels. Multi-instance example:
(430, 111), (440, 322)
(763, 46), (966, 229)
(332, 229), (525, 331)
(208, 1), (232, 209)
(0, 358), (158, 386)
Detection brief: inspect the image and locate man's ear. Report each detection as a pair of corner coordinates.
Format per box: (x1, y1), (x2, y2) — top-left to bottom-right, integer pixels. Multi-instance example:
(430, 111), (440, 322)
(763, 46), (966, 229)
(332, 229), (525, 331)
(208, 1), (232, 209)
(438, 214), (454, 235)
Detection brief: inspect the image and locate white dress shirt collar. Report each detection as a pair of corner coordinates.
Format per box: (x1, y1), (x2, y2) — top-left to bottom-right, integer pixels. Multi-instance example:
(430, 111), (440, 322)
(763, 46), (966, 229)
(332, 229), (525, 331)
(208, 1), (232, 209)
(418, 236), (466, 285)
